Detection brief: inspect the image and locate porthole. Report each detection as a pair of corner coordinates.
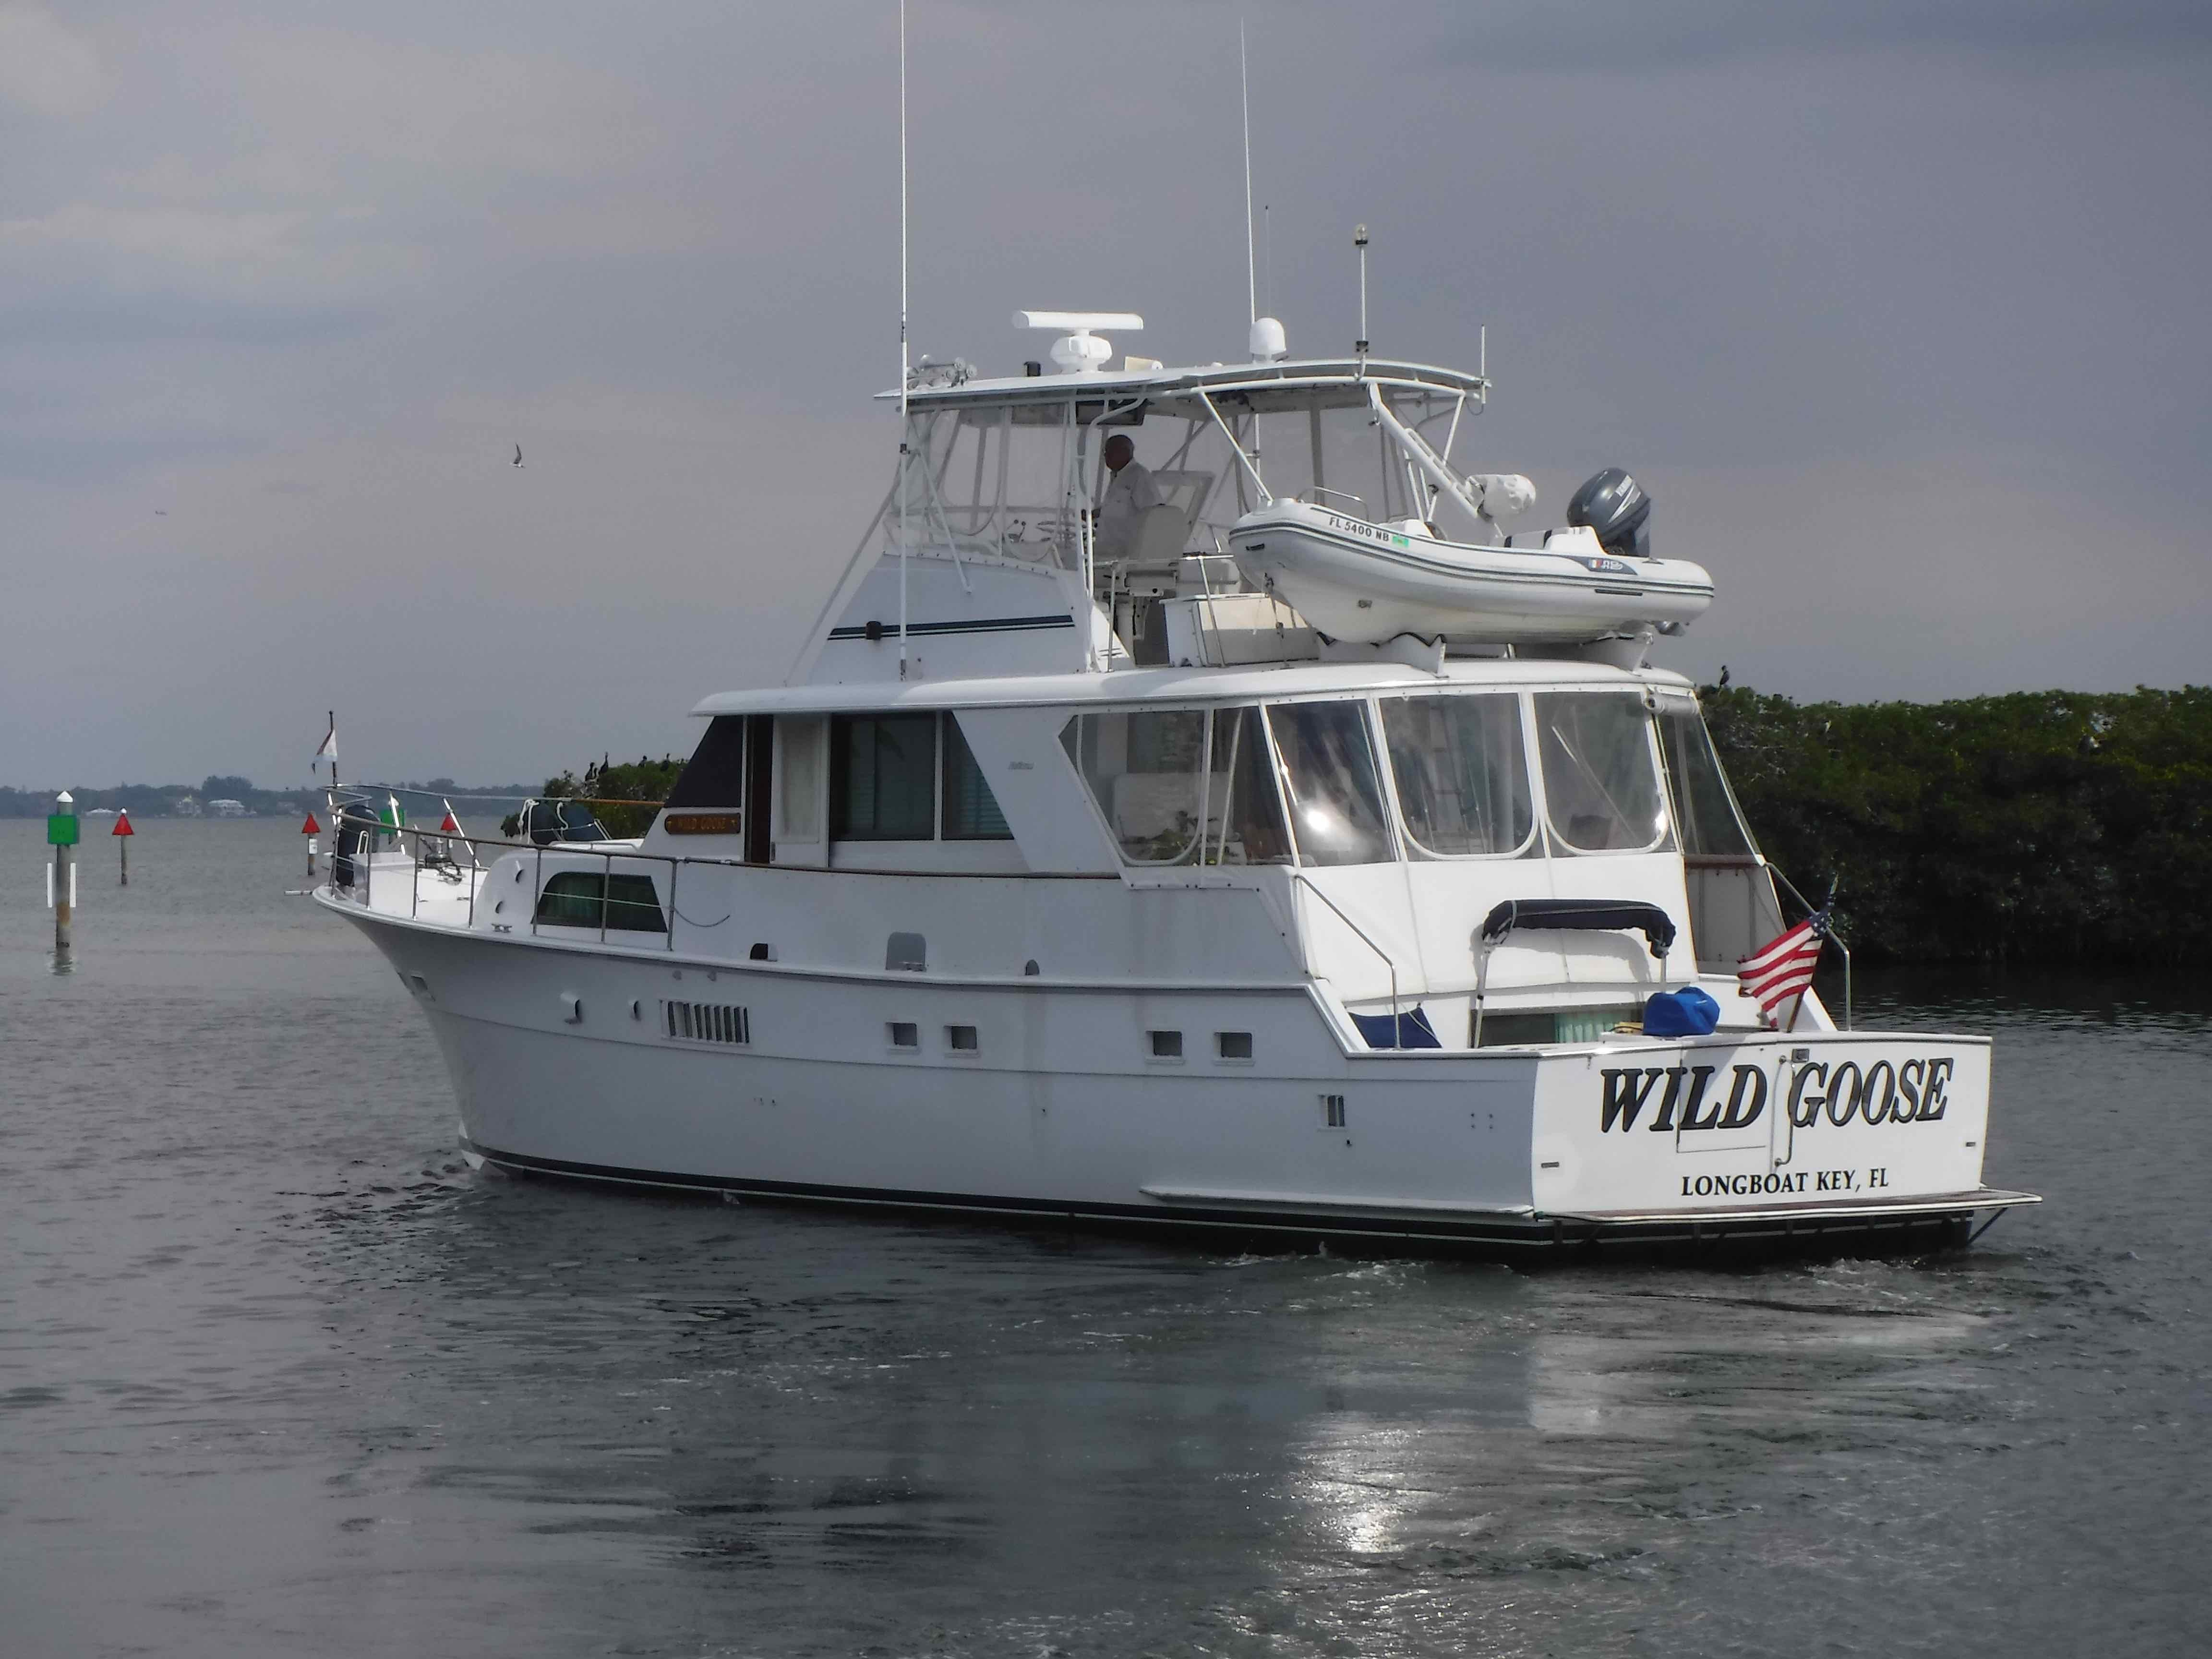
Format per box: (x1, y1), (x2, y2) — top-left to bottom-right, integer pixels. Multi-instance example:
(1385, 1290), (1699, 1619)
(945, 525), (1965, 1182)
(1216, 1031), (1253, 1061)
(1148, 1030), (1184, 1060)
(888, 1021), (919, 1050)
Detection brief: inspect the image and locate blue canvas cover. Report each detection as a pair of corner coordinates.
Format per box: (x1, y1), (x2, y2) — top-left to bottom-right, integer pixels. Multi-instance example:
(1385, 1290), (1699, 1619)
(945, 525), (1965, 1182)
(1642, 986), (1720, 1037)
(1352, 1005), (1442, 1049)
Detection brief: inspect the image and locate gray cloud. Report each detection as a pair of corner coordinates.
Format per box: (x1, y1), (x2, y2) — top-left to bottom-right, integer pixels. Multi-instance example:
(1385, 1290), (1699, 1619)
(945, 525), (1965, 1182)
(1, 0), (2206, 790)
(1422, 0), (2212, 68)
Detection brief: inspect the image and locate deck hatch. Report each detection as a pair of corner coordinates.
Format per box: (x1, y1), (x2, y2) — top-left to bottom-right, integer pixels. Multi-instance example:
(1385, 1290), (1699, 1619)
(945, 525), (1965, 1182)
(664, 1000), (751, 1046)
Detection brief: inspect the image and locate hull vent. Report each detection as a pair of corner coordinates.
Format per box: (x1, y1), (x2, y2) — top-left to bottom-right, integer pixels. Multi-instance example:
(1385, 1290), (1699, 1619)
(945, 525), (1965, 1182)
(663, 1000), (751, 1046)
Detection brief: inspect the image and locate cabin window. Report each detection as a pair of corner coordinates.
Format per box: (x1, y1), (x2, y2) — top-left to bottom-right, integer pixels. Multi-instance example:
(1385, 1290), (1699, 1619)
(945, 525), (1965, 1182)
(1201, 706), (1293, 865)
(1061, 709), (1207, 864)
(1266, 701), (1395, 866)
(1380, 693), (1535, 857)
(1656, 701), (1757, 858)
(1474, 1006), (1643, 1046)
(665, 716), (749, 808)
(941, 717), (1013, 839)
(1533, 693), (1669, 854)
(831, 713), (937, 840)
(533, 871), (667, 932)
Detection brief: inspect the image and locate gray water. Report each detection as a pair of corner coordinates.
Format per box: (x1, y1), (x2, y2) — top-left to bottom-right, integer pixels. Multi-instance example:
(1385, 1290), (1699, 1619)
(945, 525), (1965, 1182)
(1, 817), (2205, 1657)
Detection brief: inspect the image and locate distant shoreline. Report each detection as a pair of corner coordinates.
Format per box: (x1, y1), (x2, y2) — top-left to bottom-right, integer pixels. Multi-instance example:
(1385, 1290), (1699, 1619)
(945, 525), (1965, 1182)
(0, 782), (544, 819)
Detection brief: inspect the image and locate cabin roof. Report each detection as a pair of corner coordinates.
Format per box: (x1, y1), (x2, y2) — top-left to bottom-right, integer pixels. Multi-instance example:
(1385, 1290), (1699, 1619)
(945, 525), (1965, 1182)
(693, 657), (1695, 718)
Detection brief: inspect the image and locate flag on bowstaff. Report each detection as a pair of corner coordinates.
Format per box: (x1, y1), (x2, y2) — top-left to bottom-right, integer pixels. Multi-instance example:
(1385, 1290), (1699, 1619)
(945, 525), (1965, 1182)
(312, 716), (337, 767)
(1739, 907), (1831, 1024)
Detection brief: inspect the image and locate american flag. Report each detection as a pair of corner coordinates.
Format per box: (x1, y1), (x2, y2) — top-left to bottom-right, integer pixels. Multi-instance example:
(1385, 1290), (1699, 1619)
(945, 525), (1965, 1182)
(1739, 908), (1831, 1025)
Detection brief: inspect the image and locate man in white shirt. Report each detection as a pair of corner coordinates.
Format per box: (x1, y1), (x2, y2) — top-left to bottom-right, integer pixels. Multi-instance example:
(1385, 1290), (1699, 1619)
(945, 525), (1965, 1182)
(1094, 433), (1162, 561)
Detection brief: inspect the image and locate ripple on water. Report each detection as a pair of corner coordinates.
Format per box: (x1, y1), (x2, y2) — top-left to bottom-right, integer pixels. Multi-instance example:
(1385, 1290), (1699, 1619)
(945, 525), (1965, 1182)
(0, 825), (2206, 1655)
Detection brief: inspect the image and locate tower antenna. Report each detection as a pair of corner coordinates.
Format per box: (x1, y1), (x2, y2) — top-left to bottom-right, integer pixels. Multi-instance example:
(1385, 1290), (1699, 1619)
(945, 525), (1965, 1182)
(1240, 20), (1255, 326)
(897, 0), (910, 677)
(1354, 223), (1369, 364)
(1262, 203), (1272, 319)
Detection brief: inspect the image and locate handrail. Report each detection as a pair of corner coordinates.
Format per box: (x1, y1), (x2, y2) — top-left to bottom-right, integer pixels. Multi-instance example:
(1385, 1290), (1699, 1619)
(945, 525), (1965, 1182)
(324, 809), (1114, 947)
(334, 784), (668, 809)
(1298, 486), (1367, 514)
(1289, 870), (1399, 1033)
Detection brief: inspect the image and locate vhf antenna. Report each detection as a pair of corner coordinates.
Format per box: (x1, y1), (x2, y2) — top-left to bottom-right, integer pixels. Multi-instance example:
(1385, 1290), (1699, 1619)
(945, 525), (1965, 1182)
(1262, 203), (1271, 318)
(1239, 20), (1255, 326)
(897, 0), (910, 678)
(1354, 223), (1369, 364)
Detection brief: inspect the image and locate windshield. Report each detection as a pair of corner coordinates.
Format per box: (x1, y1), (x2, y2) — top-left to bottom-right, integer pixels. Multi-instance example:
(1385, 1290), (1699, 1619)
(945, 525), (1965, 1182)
(1267, 702), (1395, 866)
(524, 799), (610, 846)
(1534, 693), (1669, 854)
(1656, 701), (1757, 857)
(1201, 706), (1292, 865)
(1380, 693), (1534, 856)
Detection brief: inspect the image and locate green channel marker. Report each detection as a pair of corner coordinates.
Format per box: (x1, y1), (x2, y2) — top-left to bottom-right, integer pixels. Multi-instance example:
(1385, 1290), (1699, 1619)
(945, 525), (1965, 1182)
(47, 813), (79, 846)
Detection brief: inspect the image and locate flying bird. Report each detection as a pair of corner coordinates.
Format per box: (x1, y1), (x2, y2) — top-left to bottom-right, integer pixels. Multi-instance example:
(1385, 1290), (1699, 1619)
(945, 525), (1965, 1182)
(513, 445), (524, 468)
(154, 509), (168, 516)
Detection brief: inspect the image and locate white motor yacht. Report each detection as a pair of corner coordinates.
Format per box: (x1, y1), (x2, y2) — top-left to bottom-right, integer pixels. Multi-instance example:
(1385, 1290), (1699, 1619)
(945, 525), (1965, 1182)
(317, 309), (2037, 1253)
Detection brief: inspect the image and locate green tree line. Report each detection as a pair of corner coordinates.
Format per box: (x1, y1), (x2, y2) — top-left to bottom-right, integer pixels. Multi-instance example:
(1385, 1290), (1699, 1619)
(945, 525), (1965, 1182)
(1703, 684), (2212, 965)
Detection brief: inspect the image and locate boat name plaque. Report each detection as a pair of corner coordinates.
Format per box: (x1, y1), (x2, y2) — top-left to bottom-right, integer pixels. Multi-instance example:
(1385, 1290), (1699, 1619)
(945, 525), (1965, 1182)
(1599, 1056), (1955, 1136)
(662, 813), (744, 836)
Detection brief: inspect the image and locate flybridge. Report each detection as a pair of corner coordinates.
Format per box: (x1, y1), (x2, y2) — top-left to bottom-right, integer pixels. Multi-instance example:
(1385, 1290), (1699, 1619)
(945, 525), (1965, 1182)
(813, 303), (1703, 689)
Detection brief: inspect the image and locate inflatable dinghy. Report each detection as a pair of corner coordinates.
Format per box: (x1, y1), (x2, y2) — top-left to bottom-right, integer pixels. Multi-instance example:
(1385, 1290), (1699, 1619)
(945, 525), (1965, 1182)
(1229, 499), (1714, 647)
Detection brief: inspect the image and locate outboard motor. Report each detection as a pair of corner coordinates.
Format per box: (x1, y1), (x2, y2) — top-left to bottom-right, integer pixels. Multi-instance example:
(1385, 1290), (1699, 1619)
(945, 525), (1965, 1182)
(1566, 467), (1653, 560)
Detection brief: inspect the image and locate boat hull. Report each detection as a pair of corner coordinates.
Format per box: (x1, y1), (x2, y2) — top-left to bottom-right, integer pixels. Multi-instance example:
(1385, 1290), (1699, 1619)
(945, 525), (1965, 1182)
(1231, 502), (1715, 646)
(329, 896), (2032, 1255)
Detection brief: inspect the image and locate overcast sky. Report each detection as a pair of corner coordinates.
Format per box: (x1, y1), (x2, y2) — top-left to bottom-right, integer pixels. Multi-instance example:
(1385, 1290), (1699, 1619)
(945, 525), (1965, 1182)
(4, 0), (2207, 789)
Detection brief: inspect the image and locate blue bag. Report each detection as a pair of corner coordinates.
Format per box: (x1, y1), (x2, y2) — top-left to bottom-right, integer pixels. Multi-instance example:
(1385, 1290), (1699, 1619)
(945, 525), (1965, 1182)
(1642, 986), (1720, 1037)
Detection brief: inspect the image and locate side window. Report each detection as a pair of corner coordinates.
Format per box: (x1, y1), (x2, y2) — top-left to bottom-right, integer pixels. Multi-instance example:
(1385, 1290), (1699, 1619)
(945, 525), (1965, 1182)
(664, 717), (748, 808)
(535, 870), (602, 926)
(1656, 701), (1757, 857)
(831, 713), (937, 840)
(1380, 693), (1534, 857)
(941, 716), (1013, 840)
(1267, 701), (1394, 866)
(1060, 709), (1207, 864)
(533, 871), (666, 933)
(1534, 692), (1669, 854)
